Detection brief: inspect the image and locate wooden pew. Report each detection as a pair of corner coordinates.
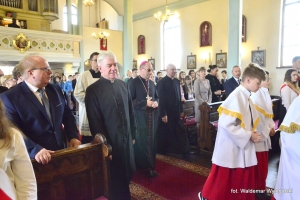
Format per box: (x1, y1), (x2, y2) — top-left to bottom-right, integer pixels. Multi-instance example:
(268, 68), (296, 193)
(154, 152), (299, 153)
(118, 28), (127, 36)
(32, 134), (111, 200)
(198, 101), (223, 152)
(182, 99), (197, 146)
(198, 96), (281, 153)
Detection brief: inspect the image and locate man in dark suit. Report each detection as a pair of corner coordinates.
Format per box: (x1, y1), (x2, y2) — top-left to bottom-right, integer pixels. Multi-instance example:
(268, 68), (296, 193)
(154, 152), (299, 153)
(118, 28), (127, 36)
(221, 70), (227, 84)
(8, 18), (20, 28)
(72, 72), (79, 90)
(223, 65), (242, 97)
(1, 55), (81, 165)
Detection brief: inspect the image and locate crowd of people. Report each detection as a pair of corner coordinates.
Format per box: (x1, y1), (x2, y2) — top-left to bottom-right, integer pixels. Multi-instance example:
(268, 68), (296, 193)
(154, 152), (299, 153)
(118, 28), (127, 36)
(0, 53), (300, 200)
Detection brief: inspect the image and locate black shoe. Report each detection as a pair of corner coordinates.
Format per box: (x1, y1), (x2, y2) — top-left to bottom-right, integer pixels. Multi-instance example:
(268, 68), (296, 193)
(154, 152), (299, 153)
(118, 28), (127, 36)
(148, 170), (159, 178)
(255, 192), (272, 199)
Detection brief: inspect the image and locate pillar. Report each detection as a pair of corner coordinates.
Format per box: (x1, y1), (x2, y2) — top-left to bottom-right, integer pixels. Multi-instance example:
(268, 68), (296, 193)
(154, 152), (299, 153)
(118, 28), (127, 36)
(228, 0), (243, 77)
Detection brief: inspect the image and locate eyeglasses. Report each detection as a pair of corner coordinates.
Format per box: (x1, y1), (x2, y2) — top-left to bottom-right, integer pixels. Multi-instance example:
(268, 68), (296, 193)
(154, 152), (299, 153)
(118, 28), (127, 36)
(143, 68), (152, 72)
(31, 67), (52, 73)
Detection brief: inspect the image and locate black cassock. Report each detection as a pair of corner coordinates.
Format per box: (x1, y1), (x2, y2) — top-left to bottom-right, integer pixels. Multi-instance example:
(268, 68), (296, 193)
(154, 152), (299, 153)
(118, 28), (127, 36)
(156, 76), (189, 154)
(85, 78), (136, 200)
(128, 76), (158, 170)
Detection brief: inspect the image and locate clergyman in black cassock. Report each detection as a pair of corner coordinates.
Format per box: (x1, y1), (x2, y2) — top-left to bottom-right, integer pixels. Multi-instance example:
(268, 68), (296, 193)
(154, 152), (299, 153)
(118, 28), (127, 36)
(156, 64), (189, 154)
(85, 52), (136, 200)
(128, 61), (159, 177)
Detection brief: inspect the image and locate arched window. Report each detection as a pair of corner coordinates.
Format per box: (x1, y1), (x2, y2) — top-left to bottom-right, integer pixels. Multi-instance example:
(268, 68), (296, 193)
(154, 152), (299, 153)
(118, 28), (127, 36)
(281, 0), (300, 67)
(161, 16), (181, 70)
(63, 5), (77, 32)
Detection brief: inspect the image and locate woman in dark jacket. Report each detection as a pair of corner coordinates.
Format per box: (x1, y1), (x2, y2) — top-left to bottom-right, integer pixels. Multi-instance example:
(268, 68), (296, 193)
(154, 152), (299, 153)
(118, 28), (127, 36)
(205, 65), (223, 102)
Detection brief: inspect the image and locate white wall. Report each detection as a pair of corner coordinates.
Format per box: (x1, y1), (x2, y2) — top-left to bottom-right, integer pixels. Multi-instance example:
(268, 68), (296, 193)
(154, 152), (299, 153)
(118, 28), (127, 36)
(133, 0), (285, 95)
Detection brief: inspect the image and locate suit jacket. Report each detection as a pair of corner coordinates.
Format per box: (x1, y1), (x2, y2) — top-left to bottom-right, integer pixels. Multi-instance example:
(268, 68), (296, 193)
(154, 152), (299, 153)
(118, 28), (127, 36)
(0, 86), (8, 94)
(0, 82), (78, 158)
(221, 78), (227, 84)
(223, 77), (239, 97)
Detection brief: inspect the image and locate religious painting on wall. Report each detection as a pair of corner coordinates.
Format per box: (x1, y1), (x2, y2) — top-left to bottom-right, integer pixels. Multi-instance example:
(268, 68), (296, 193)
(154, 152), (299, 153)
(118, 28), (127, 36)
(251, 50), (266, 67)
(216, 53), (227, 68)
(200, 21), (212, 47)
(138, 35), (145, 54)
(187, 55), (196, 69)
(100, 38), (107, 51)
(133, 59), (137, 69)
(12, 33), (31, 54)
(148, 58), (155, 70)
(242, 15), (246, 42)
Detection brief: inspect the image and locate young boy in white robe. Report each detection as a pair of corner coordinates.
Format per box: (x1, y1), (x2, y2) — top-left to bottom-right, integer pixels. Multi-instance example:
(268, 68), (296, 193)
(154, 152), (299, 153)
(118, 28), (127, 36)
(250, 70), (275, 198)
(272, 95), (300, 200)
(199, 63), (266, 200)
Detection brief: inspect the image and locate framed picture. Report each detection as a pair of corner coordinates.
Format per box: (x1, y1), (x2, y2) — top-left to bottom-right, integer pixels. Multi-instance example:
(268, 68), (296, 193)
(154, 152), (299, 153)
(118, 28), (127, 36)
(6, 11), (16, 18)
(200, 21), (212, 47)
(251, 50), (266, 67)
(216, 53), (227, 68)
(187, 55), (196, 69)
(100, 38), (107, 51)
(138, 35), (145, 54)
(148, 58), (155, 70)
(133, 59), (137, 69)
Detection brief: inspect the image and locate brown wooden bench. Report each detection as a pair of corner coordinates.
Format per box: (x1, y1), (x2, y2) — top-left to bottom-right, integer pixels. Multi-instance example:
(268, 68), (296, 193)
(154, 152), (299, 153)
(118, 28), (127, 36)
(182, 99), (197, 146)
(198, 96), (282, 153)
(32, 134), (111, 200)
(198, 101), (223, 152)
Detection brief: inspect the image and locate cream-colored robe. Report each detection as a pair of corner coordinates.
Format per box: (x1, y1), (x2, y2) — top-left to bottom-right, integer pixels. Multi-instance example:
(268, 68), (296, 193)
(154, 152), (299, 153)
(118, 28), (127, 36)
(212, 85), (259, 168)
(74, 70), (99, 136)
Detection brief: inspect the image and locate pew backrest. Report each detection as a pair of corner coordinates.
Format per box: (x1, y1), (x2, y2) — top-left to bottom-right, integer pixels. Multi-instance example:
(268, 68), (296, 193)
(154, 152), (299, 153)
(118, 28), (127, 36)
(32, 141), (110, 200)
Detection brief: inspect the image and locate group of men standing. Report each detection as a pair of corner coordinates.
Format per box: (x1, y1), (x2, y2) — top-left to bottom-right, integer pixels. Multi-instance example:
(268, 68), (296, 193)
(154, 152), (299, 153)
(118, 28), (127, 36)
(0, 51), (190, 200)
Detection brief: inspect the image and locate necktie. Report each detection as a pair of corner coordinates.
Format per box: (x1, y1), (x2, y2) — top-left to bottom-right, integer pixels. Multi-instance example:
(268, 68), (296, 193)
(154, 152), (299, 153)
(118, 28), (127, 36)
(38, 88), (52, 121)
(237, 79), (240, 85)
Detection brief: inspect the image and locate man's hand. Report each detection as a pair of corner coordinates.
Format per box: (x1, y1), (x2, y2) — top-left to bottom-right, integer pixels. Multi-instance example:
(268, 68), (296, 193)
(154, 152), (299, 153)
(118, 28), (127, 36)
(147, 98), (153, 107)
(251, 131), (263, 143)
(35, 148), (55, 165)
(270, 128), (276, 136)
(180, 112), (184, 118)
(215, 90), (222, 95)
(69, 138), (81, 147)
(132, 140), (135, 145)
(162, 115), (168, 123)
(152, 101), (158, 108)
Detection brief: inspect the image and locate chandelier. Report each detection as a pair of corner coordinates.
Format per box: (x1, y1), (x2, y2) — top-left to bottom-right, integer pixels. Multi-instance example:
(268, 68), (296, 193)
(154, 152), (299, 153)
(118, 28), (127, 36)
(83, 0), (94, 6)
(92, 32), (109, 39)
(154, 0), (179, 22)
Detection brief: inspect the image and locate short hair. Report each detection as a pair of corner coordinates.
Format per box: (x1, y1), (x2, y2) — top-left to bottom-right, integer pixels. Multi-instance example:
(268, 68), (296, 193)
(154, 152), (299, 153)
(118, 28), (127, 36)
(132, 68), (138, 72)
(198, 67), (206, 72)
(207, 65), (218, 73)
(89, 52), (99, 60)
(188, 70), (195, 75)
(74, 72), (79, 75)
(284, 69), (297, 83)
(241, 63), (266, 82)
(68, 75), (73, 78)
(97, 52), (116, 66)
(157, 71), (162, 76)
(232, 65), (240, 71)
(221, 70), (227, 74)
(292, 56), (300, 63)
(12, 64), (21, 81)
(18, 54), (45, 80)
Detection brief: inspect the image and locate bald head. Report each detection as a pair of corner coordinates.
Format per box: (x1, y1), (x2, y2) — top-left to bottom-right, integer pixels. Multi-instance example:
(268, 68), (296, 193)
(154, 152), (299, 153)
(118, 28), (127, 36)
(166, 64), (177, 78)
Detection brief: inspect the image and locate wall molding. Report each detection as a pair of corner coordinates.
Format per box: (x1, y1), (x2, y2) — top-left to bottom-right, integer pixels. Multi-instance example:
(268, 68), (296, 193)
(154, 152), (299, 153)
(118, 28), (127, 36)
(133, 0), (209, 21)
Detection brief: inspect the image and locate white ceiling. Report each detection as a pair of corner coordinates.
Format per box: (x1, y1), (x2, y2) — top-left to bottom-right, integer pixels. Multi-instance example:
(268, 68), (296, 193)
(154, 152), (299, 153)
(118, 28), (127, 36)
(105, 0), (180, 15)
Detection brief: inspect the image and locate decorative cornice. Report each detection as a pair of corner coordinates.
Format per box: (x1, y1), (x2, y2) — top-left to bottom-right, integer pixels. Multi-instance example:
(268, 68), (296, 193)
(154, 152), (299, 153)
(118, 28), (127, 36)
(133, 0), (209, 21)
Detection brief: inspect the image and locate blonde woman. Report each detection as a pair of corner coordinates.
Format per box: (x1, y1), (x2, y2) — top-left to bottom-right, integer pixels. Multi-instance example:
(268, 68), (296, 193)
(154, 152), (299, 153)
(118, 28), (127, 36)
(1, 75), (16, 89)
(124, 70), (132, 82)
(0, 100), (37, 199)
(194, 67), (212, 127)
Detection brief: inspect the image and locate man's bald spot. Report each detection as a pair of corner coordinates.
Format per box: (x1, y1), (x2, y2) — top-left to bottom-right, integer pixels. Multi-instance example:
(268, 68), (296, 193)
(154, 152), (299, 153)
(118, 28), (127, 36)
(166, 64), (176, 70)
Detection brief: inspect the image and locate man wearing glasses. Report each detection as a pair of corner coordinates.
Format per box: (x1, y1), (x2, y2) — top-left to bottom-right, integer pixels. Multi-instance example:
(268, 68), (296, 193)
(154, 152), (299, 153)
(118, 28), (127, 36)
(1, 55), (81, 165)
(128, 61), (159, 178)
(85, 52), (136, 200)
(74, 52), (100, 144)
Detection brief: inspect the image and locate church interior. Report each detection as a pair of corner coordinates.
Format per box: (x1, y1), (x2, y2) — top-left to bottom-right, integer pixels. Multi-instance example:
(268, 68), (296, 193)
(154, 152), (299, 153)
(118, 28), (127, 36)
(0, 0), (297, 199)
